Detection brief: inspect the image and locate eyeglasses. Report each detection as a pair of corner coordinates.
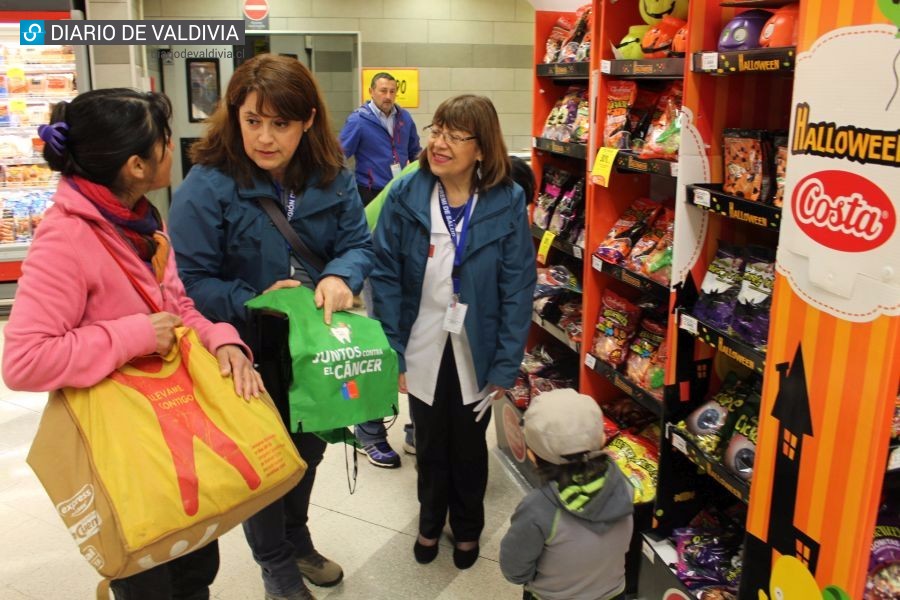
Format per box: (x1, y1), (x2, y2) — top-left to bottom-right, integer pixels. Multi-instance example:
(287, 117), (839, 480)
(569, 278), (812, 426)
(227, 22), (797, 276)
(424, 125), (476, 146)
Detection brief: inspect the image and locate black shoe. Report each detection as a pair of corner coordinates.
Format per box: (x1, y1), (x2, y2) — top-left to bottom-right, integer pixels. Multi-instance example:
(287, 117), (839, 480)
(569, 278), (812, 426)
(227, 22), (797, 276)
(413, 539), (439, 564)
(453, 544), (479, 569)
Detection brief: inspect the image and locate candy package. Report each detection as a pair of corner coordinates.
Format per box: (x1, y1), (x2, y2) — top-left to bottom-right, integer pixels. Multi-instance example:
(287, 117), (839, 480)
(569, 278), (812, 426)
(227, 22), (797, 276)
(640, 80), (683, 161)
(603, 395), (657, 432)
(558, 301), (583, 345)
(731, 247), (775, 349)
(680, 372), (752, 456)
(865, 504), (900, 600)
(593, 289), (641, 367)
(528, 374), (574, 400)
(543, 16), (574, 63)
(520, 344), (562, 375)
(604, 80), (638, 148)
(535, 265), (582, 298)
(595, 197), (661, 265)
(642, 211), (675, 286)
(533, 166), (573, 229)
(508, 374), (531, 410)
(548, 176), (585, 237)
(693, 243), (746, 331)
(627, 87), (663, 147)
(624, 208), (674, 274)
(672, 528), (742, 590)
(605, 432), (659, 504)
(558, 5), (592, 63)
(570, 96), (591, 143)
(625, 317), (666, 389)
(722, 399), (759, 482)
(722, 129), (773, 202)
(772, 134), (788, 208)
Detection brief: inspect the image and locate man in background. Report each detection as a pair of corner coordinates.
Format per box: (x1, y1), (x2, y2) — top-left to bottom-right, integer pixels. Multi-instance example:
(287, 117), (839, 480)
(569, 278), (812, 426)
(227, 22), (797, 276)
(340, 72), (422, 206)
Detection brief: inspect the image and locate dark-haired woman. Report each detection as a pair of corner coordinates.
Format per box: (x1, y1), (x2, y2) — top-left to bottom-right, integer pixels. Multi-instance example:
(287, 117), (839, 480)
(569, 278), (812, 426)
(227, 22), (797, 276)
(369, 94), (535, 570)
(169, 55), (372, 600)
(2, 89), (262, 598)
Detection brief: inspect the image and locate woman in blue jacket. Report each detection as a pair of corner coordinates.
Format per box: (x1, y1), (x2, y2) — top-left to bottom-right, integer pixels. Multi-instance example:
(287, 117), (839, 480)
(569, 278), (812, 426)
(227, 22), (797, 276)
(370, 94), (536, 570)
(169, 54), (372, 600)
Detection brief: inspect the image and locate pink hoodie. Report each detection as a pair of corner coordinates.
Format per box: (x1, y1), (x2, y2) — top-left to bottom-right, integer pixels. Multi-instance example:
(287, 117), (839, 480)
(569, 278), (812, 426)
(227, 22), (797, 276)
(2, 179), (248, 391)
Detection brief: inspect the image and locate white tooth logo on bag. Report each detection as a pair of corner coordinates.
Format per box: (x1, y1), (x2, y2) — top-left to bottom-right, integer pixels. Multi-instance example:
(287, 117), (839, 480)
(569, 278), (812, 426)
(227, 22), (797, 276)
(330, 322), (352, 344)
(776, 24), (900, 322)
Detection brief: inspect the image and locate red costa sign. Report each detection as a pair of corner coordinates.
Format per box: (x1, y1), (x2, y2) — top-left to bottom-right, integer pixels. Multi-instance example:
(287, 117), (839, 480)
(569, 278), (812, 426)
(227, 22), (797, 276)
(792, 170), (895, 252)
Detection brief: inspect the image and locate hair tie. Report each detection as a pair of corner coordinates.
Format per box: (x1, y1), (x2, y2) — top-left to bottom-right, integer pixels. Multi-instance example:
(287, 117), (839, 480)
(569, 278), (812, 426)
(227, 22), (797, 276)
(37, 121), (69, 155)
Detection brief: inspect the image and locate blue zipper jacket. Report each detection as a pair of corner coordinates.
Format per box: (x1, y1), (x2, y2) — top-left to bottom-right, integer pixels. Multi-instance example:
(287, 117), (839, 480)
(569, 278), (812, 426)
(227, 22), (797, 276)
(169, 164), (374, 340)
(369, 169), (536, 389)
(339, 103), (422, 192)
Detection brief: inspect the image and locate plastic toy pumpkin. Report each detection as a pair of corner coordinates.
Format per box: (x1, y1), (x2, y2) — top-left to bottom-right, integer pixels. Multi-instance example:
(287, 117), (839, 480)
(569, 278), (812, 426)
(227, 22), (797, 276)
(671, 25), (688, 56)
(642, 15), (686, 58)
(617, 24), (651, 60)
(639, 0), (689, 26)
(718, 9), (773, 52)
(759, 4), (799, 48)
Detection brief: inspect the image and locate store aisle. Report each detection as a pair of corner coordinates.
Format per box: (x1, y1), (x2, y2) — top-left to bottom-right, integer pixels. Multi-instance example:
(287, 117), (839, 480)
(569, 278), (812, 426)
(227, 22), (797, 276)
(0, 319), (530, 599)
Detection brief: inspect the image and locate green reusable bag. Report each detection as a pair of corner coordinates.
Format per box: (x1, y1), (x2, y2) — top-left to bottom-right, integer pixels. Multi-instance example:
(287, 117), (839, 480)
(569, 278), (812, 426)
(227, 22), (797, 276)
(246, 287), (398, 435)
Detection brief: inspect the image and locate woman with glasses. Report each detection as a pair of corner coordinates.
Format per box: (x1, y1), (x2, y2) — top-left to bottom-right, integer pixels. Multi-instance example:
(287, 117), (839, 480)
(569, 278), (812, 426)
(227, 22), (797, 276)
(370, 94), (536, 570)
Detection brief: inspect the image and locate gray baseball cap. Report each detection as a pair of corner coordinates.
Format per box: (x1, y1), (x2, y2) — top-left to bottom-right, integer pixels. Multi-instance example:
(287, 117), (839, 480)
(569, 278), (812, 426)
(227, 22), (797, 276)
(524, 388), (607, 465)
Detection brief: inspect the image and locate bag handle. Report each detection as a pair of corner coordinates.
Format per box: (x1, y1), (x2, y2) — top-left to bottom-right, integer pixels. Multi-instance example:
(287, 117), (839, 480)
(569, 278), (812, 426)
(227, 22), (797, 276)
(256, 197), (327, 274)
(91, 227), (162, 314)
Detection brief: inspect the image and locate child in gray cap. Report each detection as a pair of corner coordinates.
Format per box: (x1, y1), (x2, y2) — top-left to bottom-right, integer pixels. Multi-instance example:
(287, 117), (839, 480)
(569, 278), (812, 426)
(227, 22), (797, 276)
(499, 389), (634, 600)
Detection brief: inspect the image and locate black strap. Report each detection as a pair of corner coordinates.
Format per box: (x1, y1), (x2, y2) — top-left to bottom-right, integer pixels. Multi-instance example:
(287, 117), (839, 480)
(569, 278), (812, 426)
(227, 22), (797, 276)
(256, 196), (327, 273)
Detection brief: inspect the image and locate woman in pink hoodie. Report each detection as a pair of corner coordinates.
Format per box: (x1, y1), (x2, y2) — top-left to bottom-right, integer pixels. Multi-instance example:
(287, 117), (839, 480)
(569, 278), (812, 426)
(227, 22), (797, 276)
(2, 88), (263, 599)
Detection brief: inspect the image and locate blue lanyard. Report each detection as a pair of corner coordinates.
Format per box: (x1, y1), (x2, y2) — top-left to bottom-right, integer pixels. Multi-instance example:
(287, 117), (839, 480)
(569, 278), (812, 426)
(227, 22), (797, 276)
(273, 182), (297, 220)
(437, 182), (475, 296)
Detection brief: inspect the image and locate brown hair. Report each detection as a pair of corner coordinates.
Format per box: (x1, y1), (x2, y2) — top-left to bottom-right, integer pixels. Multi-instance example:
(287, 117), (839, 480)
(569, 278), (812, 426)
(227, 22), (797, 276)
(419, 94), (511, 193)
(190, 54), (343, 191)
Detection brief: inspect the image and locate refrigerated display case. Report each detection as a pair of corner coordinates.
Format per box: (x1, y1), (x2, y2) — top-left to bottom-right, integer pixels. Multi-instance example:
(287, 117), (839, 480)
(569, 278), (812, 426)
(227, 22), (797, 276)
(0, 13), (89, 312)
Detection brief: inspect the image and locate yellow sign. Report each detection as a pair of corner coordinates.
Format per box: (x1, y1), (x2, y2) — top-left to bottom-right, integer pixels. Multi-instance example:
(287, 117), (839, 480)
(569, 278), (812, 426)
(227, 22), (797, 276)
(537, 230), (556, 265)
(591, 147), (619, 187)
(362, 68), (419, 109)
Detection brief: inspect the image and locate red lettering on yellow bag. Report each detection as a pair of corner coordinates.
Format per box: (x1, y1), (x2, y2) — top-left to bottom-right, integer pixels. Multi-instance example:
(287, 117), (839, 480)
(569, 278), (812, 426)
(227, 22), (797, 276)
(110, 335), (262, 516)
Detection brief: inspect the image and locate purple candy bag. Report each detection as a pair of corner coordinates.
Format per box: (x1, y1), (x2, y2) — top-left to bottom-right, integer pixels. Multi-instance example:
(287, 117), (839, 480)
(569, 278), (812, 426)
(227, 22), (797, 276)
(694, 243), (745, 331)
(731, 247), (775, 350)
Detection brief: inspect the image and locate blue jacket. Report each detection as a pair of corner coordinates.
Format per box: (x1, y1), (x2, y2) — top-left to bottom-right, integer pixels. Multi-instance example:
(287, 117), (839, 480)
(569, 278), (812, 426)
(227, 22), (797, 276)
(169, 164), (374, 340)
(339, 103), (422, 192)
(369, 170), (536, 389)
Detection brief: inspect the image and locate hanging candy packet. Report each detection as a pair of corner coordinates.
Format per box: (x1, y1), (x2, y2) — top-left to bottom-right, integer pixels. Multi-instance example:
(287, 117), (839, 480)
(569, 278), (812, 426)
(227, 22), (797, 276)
(548, 176), (585, 236)
(535, 264), (582, 298)
(640, 80), (683, 160)
(772, 134), (788, 207)
(543, 16), (574, 63)
(642, 211), (675, 286)
(625, 207), (674, 274)
(533, 166), (572, 229)
(593, 289), (642, 367)
(731, 247), (776, 350)
(625, 317), (666, 393)
(722, 129), (773, 202)
(693, 243), (746, 331)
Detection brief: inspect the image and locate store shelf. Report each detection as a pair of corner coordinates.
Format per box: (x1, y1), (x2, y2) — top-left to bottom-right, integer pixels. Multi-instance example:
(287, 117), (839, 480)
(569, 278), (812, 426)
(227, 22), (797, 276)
(0, 157), (46, 166)
(637, 532), (696, 599)
(668, 424), (751, 503)
(0, 184), (57, 192)
(532, 311), (579, 353)
(535, 61), (589, 79)
(591, 253), (669, 298)
(688, 184), (782, 230)
(601, 57), (685, 79)
(678, 309), (766, 374)
(692, 47), (796, 75)
(533, 137), (587, 160)
(531, 223), (584, 260)
(614, 151), (677, 177)
(15, 63), (77, 74)
(584, 353), (662, 417)
(0, 241), (29, 261)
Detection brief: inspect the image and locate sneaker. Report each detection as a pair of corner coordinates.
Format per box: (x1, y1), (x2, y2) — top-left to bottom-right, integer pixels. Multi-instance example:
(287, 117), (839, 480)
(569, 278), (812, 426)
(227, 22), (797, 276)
(403, 423), (416, 455)
(356, 441), (401, 468)
(265, 585), (317, 600)
(296, 550), (344, 587)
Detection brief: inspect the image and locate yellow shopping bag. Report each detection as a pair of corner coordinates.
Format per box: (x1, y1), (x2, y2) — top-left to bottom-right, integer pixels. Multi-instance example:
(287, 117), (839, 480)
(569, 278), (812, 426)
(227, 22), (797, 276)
(27, 327), (305, 586)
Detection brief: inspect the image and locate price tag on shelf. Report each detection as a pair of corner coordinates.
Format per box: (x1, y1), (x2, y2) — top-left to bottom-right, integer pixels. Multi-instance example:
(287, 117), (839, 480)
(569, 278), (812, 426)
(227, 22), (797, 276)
(642, 541), (655, 563)
(889, 447), (900, 472)
(671, 431), (688, 454)
(680, 313), (699, 335)
(670, 163), (679, 178)
(531, 137), (537, 148)
(601, 60), (611, 74)
(694, 188), (711, 207)
(584, 353), (597, 370)
(572, 245), (583, 259)
(591, 254), (604, 273)
(701, 52), (718, 71)
(537, 230), (556, 265)
(590, 147), (618, 187)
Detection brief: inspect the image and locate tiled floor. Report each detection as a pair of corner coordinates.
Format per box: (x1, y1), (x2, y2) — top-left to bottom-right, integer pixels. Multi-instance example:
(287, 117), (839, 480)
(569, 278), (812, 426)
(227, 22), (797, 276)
(0, 319), (531, 599)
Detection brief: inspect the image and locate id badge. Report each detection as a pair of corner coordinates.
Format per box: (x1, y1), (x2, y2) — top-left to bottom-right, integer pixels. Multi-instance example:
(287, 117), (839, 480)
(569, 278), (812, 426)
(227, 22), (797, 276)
(390, 162), (402, 177)
(442, 297), (468, 334)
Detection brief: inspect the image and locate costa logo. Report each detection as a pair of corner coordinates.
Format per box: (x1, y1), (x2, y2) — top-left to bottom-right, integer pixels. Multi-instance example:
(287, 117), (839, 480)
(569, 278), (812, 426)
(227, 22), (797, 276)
(792, 170), (895, 252)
